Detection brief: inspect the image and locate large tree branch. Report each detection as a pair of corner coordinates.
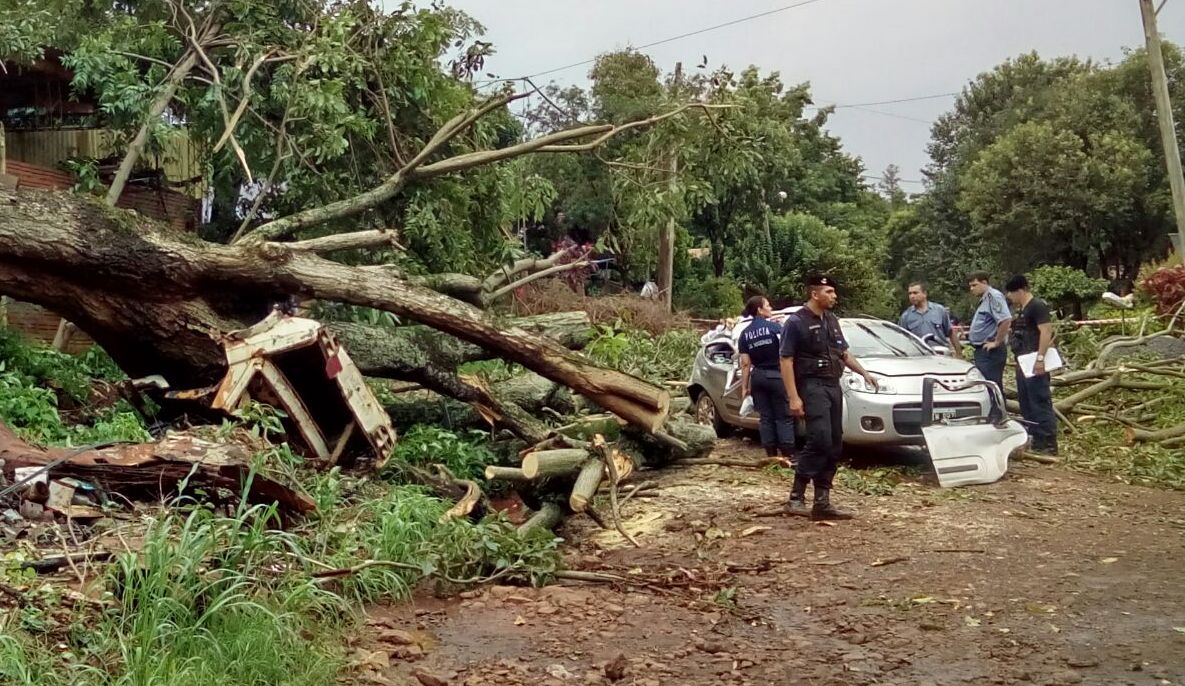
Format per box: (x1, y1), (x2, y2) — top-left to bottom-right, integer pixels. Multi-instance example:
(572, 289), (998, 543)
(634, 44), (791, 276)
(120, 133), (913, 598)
(237, 101), (718, 245)
(104, 37), (214, 205)
(237, 93), (529, 245)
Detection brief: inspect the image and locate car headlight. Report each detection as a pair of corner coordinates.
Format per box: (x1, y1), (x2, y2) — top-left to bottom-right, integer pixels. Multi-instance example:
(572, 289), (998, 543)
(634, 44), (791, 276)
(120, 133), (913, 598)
(966, 367), (985, 383)
(842, 372), (897, 395)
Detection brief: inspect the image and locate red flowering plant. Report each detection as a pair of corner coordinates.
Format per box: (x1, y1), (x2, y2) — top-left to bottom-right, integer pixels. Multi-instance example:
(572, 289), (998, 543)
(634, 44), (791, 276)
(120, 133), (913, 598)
(1140, 264), (1185, 316)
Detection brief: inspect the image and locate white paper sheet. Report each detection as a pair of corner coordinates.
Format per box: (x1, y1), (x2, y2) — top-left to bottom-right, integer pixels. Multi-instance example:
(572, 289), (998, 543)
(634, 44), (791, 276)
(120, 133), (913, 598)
(1017, 347), (1064, 378)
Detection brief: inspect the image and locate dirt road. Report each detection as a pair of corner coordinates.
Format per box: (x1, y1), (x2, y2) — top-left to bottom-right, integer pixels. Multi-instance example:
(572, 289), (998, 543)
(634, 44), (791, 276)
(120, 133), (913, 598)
(367, 438), (1185, 686)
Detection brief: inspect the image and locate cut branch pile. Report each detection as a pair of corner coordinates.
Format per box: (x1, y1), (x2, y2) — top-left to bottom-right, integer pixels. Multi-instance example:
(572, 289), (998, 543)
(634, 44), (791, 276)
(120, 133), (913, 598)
(1046, 353), (1185, 448)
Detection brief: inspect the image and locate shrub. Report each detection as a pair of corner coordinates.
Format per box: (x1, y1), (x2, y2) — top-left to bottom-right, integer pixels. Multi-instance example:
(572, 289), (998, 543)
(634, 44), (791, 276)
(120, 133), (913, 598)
(585, 325), (701, 383)
(673, 276), (744, 319)
(383, 425), (498, 482)
(1029, 265), (1107, 319)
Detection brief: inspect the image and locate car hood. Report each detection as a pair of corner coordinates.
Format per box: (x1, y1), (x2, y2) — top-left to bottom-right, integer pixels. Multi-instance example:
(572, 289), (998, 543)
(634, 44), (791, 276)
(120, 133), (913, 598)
(859, 355), (974, 377)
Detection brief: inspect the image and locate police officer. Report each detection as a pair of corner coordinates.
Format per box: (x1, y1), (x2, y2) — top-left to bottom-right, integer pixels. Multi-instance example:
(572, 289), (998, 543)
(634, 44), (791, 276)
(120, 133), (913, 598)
(739, 295), (795, 461)
(779, 275), (878, 520)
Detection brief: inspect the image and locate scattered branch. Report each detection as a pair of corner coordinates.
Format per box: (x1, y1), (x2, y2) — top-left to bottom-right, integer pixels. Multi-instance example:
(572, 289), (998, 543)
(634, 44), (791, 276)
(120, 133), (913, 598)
(279, 229), (404, 253)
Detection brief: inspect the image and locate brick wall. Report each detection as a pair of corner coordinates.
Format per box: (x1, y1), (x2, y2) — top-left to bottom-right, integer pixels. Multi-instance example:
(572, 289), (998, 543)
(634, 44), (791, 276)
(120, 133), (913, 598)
(5, 159), (72, 189)
(1, 299), (95, 355)
(5, 159), (200, 232)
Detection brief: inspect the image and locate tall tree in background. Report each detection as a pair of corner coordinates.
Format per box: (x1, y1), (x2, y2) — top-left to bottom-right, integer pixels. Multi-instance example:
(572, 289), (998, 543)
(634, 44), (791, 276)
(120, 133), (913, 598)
(892, 45), (1185, 315)
(878, 164), (907, 208)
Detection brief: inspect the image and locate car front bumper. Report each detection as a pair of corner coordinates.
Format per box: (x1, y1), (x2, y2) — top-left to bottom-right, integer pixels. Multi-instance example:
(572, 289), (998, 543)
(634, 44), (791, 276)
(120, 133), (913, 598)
(843, 389), (989, 445)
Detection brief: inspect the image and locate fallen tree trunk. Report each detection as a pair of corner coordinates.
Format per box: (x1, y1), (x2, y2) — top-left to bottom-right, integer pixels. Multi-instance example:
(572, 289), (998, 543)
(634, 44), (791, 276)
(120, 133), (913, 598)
(333, 311), (593, 377)
(0, 188), (669, 433)
(0, 422), (315, 517)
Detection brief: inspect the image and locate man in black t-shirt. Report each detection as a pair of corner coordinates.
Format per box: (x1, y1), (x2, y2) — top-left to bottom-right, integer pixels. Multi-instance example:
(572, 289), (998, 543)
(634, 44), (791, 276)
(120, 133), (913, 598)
(1004, 274), (1058, 455)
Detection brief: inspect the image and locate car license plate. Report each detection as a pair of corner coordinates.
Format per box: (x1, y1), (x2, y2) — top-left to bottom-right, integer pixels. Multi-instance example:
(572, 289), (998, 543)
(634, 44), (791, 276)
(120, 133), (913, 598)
(933, 409), (958, 421)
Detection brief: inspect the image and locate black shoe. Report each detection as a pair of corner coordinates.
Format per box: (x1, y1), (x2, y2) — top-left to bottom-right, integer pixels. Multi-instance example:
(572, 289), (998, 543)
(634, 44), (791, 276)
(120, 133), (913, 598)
(786, 476), (811, 517)
(811, 488), (854, 521)
(764, 445), (779, 458)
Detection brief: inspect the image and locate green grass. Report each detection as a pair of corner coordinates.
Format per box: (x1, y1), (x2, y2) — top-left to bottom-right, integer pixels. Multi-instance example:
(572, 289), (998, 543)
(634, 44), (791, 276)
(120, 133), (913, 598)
(0, 468), (561, 686)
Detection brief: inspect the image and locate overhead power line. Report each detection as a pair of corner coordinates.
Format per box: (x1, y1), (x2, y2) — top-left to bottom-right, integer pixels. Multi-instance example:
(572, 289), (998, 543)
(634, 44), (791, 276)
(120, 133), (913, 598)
(831, 92), (959, 108)
(488, 0), (834, 82)
(476, 0), (958, 125)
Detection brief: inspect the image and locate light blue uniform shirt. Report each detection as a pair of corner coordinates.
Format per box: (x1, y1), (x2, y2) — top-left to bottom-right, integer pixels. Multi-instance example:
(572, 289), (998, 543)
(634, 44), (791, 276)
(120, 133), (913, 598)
(968, 287), (1012, 345)
(898, 303), (952, 343)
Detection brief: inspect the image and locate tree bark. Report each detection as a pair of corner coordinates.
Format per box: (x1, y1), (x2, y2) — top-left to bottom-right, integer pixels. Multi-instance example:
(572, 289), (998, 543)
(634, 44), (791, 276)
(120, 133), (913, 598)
(0, 189), (669, 432)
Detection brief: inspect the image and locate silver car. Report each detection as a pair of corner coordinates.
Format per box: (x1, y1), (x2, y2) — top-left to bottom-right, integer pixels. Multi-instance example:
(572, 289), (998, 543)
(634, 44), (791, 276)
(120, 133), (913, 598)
(687, 313), (990, 446)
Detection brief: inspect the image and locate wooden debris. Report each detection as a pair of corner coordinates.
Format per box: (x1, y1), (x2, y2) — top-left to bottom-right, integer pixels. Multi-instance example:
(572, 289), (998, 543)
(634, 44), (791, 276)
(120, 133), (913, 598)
(0, 421), (315, 518)
(483, 465), (530, 482)
(440, 479), (481, 521)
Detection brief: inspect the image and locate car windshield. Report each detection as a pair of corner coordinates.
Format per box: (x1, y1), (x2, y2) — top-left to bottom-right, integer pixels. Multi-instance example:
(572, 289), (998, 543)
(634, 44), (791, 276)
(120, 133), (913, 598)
(840, 320), (933, 358)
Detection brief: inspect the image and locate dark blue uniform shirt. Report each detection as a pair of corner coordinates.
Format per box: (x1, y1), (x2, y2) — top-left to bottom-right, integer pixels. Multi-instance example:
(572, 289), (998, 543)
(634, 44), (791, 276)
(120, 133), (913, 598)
(779, 308), (849, 380)
(738, 316), (782, 369)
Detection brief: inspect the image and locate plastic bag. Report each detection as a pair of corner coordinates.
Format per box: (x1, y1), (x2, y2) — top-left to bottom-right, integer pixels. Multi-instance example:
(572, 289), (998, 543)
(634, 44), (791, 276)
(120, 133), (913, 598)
(740, 395), (755, 417)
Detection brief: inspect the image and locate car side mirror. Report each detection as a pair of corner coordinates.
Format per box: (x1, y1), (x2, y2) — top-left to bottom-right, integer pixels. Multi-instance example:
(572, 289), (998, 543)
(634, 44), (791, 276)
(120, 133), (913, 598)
(931, 345), (950, 356)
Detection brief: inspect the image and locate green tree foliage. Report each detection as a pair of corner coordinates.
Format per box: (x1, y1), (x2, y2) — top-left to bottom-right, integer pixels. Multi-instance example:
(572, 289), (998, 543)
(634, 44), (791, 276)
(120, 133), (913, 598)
(524, 51), (886, 310)
(1028, 265), (1108, 319)
(16, 0), (557, 276)
(901, 46), (1184, 316)
(731, 213), (892, 315)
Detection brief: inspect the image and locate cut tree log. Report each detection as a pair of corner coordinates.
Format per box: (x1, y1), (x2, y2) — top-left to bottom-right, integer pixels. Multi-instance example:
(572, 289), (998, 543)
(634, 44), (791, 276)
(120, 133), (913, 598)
(484, 466), (530, 482)
(568, 459), (605, 513)
(0, 421), (315, 517)
(521, 449), (591, 479)
(519, 502), (564, 535)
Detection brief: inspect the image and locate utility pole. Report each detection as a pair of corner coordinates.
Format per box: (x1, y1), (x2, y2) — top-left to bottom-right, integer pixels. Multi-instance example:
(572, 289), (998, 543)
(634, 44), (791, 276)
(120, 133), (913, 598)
(656, 62), (682, 312)
(1140, 0), (1185, 241)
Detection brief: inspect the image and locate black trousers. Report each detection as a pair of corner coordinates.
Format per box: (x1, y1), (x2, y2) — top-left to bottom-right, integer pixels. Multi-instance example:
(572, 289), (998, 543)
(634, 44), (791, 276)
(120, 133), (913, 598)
(797, 377), (843, 489)
(1016, 367), (1058, 449)
(750, 367), (794, 450)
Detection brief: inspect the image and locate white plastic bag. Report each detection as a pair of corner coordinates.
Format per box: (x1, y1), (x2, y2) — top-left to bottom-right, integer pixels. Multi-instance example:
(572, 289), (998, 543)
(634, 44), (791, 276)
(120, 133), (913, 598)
(740, 395), (755, 417)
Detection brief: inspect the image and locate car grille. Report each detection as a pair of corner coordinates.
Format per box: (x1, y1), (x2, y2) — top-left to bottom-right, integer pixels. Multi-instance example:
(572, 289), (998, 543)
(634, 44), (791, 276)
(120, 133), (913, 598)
(891, 401), (982, 436)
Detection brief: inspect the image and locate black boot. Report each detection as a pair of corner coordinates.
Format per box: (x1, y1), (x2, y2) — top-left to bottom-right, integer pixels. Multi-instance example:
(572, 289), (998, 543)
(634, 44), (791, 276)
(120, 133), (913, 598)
(786, 476), (811, 517)
(764, 445), (779, 457)
(811, 487), (853, 521)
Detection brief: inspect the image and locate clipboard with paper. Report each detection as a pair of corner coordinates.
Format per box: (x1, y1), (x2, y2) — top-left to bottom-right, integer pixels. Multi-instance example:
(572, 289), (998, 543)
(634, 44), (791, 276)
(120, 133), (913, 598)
(1017, 347), (1065, 378)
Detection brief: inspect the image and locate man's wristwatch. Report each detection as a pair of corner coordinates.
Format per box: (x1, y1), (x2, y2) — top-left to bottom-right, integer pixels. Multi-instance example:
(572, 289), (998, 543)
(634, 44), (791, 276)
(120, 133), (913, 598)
(1036, 354), (1045, 362)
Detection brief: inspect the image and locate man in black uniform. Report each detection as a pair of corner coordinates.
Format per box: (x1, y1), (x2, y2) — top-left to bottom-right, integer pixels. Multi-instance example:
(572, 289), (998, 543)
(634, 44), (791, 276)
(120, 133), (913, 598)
(779, 275), (879, 520)
(1004, 274), (1058, 455)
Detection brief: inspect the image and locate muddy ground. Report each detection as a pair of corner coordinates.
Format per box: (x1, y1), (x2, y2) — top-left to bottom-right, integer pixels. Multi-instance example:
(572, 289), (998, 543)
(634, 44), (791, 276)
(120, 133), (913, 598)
(364, 438), (1185, 686)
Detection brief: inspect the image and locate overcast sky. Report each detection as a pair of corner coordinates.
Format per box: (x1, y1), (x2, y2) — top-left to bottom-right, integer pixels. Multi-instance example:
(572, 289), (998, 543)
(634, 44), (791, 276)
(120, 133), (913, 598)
(441, 0), (1184, 190)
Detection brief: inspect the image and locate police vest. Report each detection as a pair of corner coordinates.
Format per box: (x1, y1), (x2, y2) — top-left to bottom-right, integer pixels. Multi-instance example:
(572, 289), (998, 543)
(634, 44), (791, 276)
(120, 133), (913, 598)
(790, 312), (846, 380)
